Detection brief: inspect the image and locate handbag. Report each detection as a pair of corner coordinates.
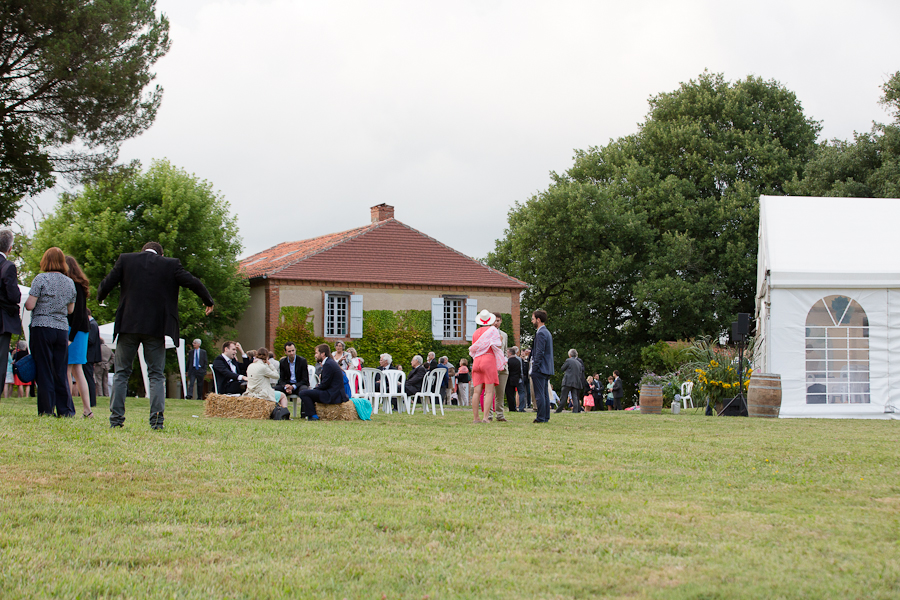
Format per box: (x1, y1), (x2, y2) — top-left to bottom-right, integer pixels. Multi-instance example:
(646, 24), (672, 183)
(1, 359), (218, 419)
(14, 354), (35, 384)
(270, 406), (291, 420)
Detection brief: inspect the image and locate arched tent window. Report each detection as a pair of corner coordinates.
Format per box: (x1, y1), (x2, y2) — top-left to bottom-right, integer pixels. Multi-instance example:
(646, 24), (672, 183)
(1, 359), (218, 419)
(805, 295), (870, 404)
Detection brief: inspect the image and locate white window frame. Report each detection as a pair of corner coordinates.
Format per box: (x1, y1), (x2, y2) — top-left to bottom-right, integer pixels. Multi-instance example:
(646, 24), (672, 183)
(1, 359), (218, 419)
(805, 295), (870, 405)
(325, 293), (350, 338)
(443, 298), (463, 340)
(432, 296), (471, 341)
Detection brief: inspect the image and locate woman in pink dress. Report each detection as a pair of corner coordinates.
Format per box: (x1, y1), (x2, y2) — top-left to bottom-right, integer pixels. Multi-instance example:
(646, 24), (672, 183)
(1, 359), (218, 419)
(468, 310), (504, 423)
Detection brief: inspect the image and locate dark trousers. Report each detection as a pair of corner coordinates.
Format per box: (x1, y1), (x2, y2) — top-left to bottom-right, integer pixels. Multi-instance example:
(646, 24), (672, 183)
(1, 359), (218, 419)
(0, 332), (9, 390)
(275, 383), (308, 395)
(560, 386), (582, 412)
(83, 362), (97, 407)
(187, 367), (205, 399)
(532, 374), (550, 422)
(31, 326), (73, 417)
(614, 395), (622, 410)
(507, 379), (524, 412)
(111, 333), (166, 427)
(296, 388), (330, 417)
(522, 376), (531, 408)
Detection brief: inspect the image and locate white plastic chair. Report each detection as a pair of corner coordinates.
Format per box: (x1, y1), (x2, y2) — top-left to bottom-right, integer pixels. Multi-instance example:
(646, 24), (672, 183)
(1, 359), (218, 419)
(681, 381), (694, 409)
(410, 370), (436, 414)
(376, 369), (408, 415)
(346, 369), (368, 398)
(413, 368), (445, 415)
(211, 366), (218, 394)
(361, 368), (381, 414)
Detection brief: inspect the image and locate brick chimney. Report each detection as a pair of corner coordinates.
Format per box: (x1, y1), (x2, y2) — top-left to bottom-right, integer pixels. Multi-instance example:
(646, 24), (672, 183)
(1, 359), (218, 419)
(370, 203), (394, 223)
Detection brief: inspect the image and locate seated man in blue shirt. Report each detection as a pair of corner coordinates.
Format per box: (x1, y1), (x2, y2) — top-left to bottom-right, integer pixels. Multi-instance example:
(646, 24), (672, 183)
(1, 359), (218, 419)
(275, 342), (310, 396)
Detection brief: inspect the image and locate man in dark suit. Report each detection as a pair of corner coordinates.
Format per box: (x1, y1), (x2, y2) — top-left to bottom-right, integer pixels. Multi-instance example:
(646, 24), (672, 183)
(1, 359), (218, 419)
(0, 229), (21, 393)
(405, 355), (426, 396)
(185, 338), (208, 399)
(558, 348), (586, 413)
(374, 352), (398, 392)
(530, 309), (554, 423)
(98, 242), (214, 430)
(296, 343), (349, 420)
(212, 341), (248, 395)
(275, 342), (309, 396)
(612, 370), (624, 410)
(83, 309), (102, 407)
(425, 352), (437, 373)
(506, 347), (525, 412)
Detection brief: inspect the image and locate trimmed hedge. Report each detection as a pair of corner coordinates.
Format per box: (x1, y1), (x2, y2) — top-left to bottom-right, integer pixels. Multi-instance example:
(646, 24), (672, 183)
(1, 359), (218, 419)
(272, 306), (514, 370)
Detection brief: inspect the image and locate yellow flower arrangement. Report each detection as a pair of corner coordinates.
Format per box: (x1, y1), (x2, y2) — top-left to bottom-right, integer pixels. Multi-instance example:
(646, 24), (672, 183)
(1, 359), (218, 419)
(691, 356), (752, 404)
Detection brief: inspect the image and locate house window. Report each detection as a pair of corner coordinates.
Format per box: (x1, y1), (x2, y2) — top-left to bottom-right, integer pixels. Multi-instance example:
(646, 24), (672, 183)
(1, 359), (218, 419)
(805, 295), (870, 404)
(326, 294), (349, 337)
(443, 299), (463, 340)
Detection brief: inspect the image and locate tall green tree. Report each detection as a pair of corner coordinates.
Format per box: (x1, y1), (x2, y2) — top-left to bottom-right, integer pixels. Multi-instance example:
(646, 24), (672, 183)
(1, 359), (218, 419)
(788, 71), (900, 198)
(22, 160), (249, 351)
(488, 72), (820, 388)
(0, 0), (170, 222)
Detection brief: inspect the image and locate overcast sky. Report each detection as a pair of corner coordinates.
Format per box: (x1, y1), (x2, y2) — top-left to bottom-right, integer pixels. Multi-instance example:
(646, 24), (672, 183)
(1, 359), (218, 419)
(22, 0), (900, 260)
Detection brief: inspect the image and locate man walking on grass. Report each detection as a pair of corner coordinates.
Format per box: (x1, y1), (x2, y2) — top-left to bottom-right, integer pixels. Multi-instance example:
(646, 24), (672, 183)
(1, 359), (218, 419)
(98, 242), (214, 431)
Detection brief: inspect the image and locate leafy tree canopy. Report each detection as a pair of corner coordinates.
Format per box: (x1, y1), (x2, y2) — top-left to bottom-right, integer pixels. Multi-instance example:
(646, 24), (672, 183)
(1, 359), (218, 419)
(22, 159), (249, 353)
(0, 0), (170, 222)
(787, 71), (900, 199)
(488, 72), (820, 388)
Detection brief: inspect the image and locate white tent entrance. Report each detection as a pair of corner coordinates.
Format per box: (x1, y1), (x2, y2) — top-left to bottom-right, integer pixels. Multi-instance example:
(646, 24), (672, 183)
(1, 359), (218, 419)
(755, 195), (900, 419)
(98, 323), (186, 399)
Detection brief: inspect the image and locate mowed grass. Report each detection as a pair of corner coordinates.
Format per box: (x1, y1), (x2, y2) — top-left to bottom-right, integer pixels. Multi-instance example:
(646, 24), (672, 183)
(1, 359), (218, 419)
(0, 396), (898, 600)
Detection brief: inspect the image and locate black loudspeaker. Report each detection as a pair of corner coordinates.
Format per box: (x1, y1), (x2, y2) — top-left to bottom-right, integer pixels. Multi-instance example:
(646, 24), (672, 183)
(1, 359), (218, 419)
(736, 313), (750, 336)
(731, 322), (743, 343)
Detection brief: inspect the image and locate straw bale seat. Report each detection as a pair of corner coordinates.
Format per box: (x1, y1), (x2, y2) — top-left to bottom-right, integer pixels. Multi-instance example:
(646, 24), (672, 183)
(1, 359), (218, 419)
(205, 393), (274, 419)
(315, 401), (359, 421)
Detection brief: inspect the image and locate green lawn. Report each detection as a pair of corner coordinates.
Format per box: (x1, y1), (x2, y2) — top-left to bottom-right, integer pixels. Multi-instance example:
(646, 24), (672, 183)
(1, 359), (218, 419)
(1, 396), (898, 599)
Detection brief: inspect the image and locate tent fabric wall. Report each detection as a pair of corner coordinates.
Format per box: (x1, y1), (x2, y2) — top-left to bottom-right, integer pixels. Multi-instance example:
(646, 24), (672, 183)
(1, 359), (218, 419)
(756, 195), (900, 419)
(769, 288), (894, 419)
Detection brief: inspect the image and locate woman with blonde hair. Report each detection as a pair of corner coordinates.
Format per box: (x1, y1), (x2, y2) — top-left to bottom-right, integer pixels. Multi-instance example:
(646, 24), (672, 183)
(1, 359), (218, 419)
(25, 248), (76, 417)
(65, 255), (93, 418)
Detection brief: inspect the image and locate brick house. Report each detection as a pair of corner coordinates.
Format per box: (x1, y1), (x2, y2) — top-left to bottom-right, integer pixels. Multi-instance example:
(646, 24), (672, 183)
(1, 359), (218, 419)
(235, 204), (527, 352)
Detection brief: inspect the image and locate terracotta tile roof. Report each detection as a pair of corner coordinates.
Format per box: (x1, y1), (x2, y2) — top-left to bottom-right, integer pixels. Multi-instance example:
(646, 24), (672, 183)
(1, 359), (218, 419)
(240, 218), (526, 289)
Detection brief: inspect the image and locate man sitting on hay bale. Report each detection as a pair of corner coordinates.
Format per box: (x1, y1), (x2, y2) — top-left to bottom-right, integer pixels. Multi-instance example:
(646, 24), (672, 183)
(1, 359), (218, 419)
(295, 343), (349, 421)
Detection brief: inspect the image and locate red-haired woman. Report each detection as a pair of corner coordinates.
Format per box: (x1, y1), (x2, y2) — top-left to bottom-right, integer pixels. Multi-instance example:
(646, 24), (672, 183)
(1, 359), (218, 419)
(65, 255), (93, 418)
(25, 248), (76, 417)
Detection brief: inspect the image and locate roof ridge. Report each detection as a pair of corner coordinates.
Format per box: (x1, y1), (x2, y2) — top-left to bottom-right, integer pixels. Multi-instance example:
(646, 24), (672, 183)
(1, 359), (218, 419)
(389, 220), (528, 287)
(260, 220), (386, 278)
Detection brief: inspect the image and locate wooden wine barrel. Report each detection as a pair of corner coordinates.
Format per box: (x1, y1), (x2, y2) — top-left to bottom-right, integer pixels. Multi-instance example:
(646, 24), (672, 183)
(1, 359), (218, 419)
(747, 373), (782, 418)
(639, 385), (663, 414)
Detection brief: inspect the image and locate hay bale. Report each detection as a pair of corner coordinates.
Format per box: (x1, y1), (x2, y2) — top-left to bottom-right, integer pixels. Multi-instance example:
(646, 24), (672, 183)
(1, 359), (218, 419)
(315, 401), (359, 421)
(205, 393), (274, 419)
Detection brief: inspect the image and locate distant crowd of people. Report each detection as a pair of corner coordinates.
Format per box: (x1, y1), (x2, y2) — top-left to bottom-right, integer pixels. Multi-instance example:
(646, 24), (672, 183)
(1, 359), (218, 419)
(4, 232), (626, 429)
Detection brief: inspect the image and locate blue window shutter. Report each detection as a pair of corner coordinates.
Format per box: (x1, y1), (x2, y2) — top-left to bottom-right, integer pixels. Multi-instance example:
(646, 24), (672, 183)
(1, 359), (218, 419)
(349, 295), (363, 338)
(432, 298), (444, 340)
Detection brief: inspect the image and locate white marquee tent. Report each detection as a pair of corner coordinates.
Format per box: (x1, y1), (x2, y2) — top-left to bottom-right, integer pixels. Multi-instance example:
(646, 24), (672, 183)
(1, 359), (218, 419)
(755, 195), (900, 419)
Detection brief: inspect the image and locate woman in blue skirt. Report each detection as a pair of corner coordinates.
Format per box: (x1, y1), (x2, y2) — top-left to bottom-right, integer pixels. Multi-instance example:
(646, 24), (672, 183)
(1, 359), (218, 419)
(66, 255), (93, 418)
